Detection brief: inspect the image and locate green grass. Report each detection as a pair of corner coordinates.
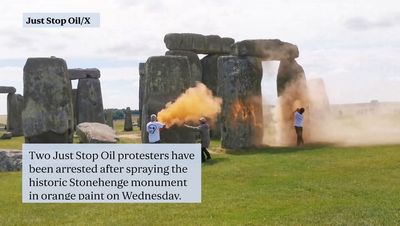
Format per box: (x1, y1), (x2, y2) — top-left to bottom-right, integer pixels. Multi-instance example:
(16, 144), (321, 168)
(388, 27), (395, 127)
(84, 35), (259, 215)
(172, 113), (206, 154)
(1, 144), (400, 225)
(0, 131), (24, 150)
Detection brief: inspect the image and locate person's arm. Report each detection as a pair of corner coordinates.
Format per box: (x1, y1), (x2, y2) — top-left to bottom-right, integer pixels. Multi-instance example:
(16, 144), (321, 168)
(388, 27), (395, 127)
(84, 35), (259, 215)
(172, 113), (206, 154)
(184, 124), (200, 131)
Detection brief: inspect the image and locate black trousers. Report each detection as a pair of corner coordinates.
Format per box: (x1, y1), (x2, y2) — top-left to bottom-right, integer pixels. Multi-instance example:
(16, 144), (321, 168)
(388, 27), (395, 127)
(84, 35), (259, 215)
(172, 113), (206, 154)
(294, 126), (304, 146)
(201, 147), (211, 162)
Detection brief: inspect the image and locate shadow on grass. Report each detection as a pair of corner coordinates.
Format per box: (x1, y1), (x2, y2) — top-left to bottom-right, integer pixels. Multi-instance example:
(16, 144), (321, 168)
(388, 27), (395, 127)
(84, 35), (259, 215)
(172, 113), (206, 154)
(224, 142), (337, 156)
(202, 156), (229, 166)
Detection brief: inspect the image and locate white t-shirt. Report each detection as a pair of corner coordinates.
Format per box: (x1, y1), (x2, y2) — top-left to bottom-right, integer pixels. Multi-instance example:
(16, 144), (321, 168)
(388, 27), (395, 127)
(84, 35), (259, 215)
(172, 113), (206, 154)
(146, 121), (164, 143)
(294, 111), (304, 127)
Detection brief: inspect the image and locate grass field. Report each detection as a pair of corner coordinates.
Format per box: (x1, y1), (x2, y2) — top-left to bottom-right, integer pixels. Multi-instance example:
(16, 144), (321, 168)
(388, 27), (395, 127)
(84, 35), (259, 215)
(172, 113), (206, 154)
(1, 116), (400, 225)
(1, 143), (400, 225)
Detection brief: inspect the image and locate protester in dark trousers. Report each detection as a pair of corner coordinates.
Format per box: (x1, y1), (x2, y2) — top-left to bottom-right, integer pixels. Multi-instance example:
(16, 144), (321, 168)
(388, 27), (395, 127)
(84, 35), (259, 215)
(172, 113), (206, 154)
(293, 108), (305, 146)
(184, 117), (211, 162)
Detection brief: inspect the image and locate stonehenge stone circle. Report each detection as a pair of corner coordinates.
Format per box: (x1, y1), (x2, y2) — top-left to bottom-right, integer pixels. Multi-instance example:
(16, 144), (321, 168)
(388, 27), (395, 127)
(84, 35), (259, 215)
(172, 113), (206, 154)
(76, 78), (105, 124)
(166, 50), (202, 85)
(217, 56), (264, 149)
(231, 39), (299, 60)
(22, 57), (74, 143)
(164, 33), (234, 54)
(143, 33), (310, 148)
(68, 68), (101, 80)
(141, 55), (195, 143)
(7, 93), (24, 136)
(0, 86), (16, 94)
(124, 107), (133, 131)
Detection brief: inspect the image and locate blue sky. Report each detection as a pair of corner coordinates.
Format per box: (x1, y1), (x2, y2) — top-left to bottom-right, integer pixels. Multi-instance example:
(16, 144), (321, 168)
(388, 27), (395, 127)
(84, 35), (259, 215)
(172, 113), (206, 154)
(1, 0), (400, 114)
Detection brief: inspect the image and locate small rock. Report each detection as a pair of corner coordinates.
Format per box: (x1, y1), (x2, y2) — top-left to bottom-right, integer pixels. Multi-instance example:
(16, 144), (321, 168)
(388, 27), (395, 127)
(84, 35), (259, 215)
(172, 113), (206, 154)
(0, 151), (22, 171)
(0, 132), (12, 140)
(76, 122), (119, 143)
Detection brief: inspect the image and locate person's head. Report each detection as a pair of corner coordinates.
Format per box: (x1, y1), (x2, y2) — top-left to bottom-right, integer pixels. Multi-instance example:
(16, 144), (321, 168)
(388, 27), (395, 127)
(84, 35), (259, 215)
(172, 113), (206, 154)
(150, 114), (157, 121)
(299, 107), (305, 114)
(199, 117), (207, 124)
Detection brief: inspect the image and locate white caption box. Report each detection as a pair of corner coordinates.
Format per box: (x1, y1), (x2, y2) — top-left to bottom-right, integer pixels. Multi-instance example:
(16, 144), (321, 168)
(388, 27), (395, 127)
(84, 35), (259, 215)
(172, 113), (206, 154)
(22, 144), (201, 203)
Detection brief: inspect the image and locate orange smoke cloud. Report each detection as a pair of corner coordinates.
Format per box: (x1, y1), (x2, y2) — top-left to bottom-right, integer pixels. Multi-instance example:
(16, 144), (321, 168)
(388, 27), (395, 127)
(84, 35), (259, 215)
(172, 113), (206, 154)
(157, 82), (223, 128)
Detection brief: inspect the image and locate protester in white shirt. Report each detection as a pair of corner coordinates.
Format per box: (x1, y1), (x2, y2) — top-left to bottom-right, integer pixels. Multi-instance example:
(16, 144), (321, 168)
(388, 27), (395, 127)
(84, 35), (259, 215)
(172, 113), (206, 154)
(293, 108), (305, 146)
(146, 114), (165, 143)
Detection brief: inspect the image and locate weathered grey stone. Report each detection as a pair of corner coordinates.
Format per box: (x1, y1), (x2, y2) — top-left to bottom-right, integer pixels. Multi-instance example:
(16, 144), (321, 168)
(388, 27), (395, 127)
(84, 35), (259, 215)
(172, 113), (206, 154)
(166, 50), (202, 85)
(276, 59), (309, 146)
(22, 57), (74, 143)
(231, 39), (299, 60)
(277, 59), (307, 96)
(217, 56), (263, 149)
(221, 37), (235, 53)
(0, 151), (22, 171)
(201, 54), (226, 139)
(105, 110), (114, 128)
(307, 78), (330, 143)
(139, 63), (145, 76)
(138, 63), (146, 129)
(124, 107), (133, 131)
(7, 93), (23, 136)
(76, 122), (118, 143)
(0, 132), (12, 139)
(141, 55), (195, 143)
(76, 78), (105, 124)
(0, 86), (16, 94)
(164, 33), (234, 54)
(68, 68), (100, 80)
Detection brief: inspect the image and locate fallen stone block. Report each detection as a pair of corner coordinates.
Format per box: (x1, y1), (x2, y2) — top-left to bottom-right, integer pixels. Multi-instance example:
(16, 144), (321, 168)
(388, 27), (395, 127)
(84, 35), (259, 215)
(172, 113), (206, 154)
(76, 122), (119, 143)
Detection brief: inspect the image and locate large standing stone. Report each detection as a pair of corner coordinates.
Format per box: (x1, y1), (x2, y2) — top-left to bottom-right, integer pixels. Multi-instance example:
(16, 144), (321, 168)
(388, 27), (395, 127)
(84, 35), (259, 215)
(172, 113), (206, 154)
(7, 93), (23, 136)
(166, 50), (202, 85)
(231, 39), (299, 60)
(307, 78), (331, 142)
(138, 63), (145, 129)
(0, 86), (16, 94)
(76, 78), (105, 124)
(217, 56), (263, 149)
(276, 59), (309, 146)
(141, 56), (195, 143)
(307, 78), (330, 113)
(76, 122), (118, 143)
(68, 68), (100, 80)
(164, 33), (234, 54)
(124, 107), (133, 131)
(22, 57), (74, 143)
(201, 54), (226, 139)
